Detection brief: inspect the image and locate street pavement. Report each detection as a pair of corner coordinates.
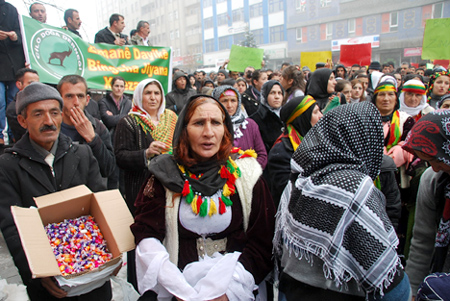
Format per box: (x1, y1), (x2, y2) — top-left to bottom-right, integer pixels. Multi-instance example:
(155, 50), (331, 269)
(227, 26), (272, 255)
(0, 232), (21, 285)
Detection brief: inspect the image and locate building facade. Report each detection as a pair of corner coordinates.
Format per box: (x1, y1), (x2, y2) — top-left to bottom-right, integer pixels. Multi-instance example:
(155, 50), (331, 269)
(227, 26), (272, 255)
(286, 0), (450, 66)
(201, 0), (289, 71)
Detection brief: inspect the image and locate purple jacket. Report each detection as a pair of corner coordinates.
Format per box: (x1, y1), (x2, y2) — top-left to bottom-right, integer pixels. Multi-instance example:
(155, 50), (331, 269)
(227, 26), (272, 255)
(234, 118), (268, 169)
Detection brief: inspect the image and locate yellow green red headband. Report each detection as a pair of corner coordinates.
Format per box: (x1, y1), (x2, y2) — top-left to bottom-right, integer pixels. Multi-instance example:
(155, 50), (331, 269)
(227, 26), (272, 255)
(286, 96), (316, 124)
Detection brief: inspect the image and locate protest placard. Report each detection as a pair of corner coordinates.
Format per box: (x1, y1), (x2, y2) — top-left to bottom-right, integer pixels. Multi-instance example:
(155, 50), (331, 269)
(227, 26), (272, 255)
(422, 18), (450, 60)
(433, 60), (450, 68)
(300, 51), (332, 72)
(21, 16), (172, 93)
(340, 43), (371, 66)
(227, 45), (264, 72)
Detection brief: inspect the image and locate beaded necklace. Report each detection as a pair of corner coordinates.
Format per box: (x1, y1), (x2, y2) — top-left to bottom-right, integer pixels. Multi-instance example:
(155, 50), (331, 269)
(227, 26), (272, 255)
(178, 148), (257, 217)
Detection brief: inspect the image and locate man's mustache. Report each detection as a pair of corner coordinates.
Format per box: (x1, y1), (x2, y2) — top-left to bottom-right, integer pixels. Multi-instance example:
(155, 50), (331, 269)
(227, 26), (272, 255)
(40, 125), (57, 132)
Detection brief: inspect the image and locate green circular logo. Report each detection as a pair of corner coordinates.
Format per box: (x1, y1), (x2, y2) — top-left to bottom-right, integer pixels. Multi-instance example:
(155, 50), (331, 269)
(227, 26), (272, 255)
(31, 29), (84, 78)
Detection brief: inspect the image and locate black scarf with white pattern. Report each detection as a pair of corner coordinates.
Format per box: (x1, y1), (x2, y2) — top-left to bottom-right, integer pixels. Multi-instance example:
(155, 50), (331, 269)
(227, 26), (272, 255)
(274, 102), (401, 295)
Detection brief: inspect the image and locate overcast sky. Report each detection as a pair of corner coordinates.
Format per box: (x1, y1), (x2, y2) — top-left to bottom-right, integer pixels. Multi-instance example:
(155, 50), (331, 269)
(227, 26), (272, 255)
(8, 0), (100, 42)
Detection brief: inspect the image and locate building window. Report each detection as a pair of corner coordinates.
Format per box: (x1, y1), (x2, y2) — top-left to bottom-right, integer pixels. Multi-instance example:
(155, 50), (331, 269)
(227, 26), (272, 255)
(170, 31), (174, 40)
(175, 30), (179, 38)
(174, 49), (181, 57)
(296, 27), (302, 42)
(204, 17), (213, 29)
(252, 29), (263, 45)
(348, 18), (355, 34)
(217, 13), (228, 26)
(320, 0), (331, 7)
(174, 10), (178, 20)
(203, 0), (212, 7)
(233, 8), (244, 22)
(296, 0), (306, 12)
(433, 2), (443, 18)
(270, 25), (284, 43)
(390, 12), (398, 31)
(326, 23), (332, 40)
(205, 39), (214, 52)
(219, 37), (229, 50)
(269, 0), (283, 13)
(234, 33), (245, 45)
(250, 3), (263, 18)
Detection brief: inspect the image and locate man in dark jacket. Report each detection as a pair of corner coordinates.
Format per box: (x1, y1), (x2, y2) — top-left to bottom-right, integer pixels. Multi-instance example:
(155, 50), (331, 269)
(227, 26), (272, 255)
(0, 82), (110, 300)
(6, 68), (40, 142)
(94, 13), (129, 45)
(165, 71), (197, 114)
(334, 64), (347, 79)
(0, 1), (26, 145)
(57, 75), (115, 179)
(64, 8), (82, 38)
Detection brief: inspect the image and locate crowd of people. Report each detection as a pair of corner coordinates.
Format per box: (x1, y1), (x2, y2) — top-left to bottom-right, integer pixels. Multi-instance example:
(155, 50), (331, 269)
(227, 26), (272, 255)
(1, 1), (450, 301)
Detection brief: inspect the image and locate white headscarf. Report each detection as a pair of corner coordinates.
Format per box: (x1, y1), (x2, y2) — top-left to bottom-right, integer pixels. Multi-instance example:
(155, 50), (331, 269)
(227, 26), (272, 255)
(399, 79), (428, 117)
(370, 71), (384, 90)
(129, 78), (166, 121)
(378, 75), (398, 90)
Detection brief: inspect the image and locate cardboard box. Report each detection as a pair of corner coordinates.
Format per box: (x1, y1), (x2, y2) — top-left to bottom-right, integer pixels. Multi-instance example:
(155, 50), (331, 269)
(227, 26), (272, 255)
(11, 185), (135, 295)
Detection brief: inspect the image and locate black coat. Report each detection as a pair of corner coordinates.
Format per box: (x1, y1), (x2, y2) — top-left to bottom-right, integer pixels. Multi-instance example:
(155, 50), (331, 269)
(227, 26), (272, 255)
(241, 93), (259, 116)
(114, 115), (153, 214)
(267, 137), (293, 207)
(94, 27), (129, 45)
(250, 105), (284, 154)
(0, 2), (25, 81)
(380, 155), (401, 230)
(0, 133), (105, 294)
(165, 72), (197, 114)
(60, 112), (115, 178)
(99, 93), (132, 141)
(6, 99), (26, 141)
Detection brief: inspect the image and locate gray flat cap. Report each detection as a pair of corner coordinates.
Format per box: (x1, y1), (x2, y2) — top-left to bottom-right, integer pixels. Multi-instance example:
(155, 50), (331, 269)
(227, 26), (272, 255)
(16, 82), (63, 114)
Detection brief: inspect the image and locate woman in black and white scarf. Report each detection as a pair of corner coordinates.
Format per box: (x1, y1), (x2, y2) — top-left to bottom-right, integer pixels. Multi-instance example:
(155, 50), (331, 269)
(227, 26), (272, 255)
(274, 101), (410, 300)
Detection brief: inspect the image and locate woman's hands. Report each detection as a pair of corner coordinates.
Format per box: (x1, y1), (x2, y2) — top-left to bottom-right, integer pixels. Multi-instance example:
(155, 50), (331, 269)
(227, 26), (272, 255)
(146, 141), (168, 158)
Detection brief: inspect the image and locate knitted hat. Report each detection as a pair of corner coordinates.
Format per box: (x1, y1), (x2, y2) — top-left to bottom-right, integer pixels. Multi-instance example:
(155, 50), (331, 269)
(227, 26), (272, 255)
(399, 80), (427, 116)
(302, 66), (311, 72)
(368, 61), (382, 71)
(402, 79), (426, 95)
(315, 62), (325, 69)
(217, 69), (229, 78)
(16, 82), (63, 114)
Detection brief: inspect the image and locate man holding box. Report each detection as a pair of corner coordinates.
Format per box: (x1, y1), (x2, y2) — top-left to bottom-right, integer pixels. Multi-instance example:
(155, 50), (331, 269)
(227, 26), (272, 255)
(0, 82), (111, 300)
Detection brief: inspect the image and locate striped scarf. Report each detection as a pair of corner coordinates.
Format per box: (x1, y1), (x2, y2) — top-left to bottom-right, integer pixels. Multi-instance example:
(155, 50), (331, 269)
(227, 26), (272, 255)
(286, 96), (316, 150)
(132, 105), (177, 154)
(386, 110), (401, 152)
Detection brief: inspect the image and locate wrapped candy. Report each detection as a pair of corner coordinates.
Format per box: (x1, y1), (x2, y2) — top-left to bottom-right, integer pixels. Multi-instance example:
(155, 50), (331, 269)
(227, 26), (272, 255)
(44, 215), (112, 276)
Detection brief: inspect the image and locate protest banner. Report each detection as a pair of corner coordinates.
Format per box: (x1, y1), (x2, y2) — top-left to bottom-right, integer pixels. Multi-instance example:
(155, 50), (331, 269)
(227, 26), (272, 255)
(339, 43), (371, 66)
(433, 60), (450, 68)
(227, 45), (264, 72)
(422, 18), (450, 60)
(300, 51), (332, 72)
(20, 16), (172, 93)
